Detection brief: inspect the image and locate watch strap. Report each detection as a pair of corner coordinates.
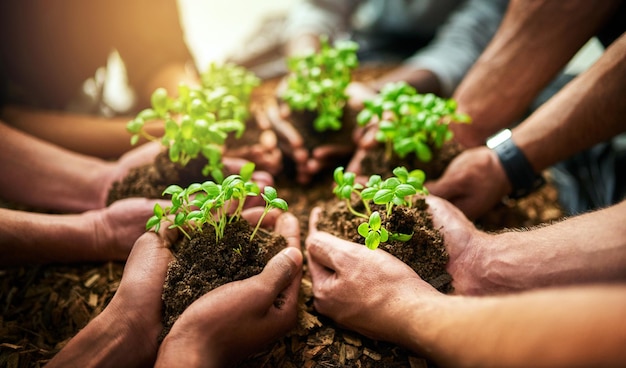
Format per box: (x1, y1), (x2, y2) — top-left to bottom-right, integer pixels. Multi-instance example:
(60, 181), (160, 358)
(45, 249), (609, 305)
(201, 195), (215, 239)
(489, 131), (545, 199)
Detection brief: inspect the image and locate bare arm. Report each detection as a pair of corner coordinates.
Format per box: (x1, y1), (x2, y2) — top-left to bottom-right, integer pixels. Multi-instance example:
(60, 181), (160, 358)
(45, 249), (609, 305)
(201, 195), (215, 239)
(436, 198), (626, 295)
(0, 198), (166, 265)
(306, 201), (626, 367)
(0, 121), (114, 211)
(427, 33), (626, 220)
(1, 105), (163, 159)
(404, 285), (626, 367)
(451, 0), (621, 147)
(514, 32), (626, 174)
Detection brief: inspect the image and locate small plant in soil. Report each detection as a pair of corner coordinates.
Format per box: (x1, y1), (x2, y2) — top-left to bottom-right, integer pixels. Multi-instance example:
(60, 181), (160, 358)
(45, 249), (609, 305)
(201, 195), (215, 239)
(147, 163), (290, 339)
(356, 81), (471, 163)
(282, 35), (359, 132)
(126, 63), (259, 180)
(333, 166), (427, 249)
(201, 61), (260, 115)
(147, 163), (287, 242)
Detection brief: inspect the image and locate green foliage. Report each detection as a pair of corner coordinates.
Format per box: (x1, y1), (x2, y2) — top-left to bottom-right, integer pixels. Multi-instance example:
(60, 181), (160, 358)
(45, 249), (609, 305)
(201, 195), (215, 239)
(356, 81), (471, 162)
(282, 35), (359, 132)
(127, 62), (259, 179)
(250, 186), (289, 241)
(333, 166), (428, 249)
(200, 61), (260, 120)
(357, 211), (389, 250)
(146, 163), (286, 243)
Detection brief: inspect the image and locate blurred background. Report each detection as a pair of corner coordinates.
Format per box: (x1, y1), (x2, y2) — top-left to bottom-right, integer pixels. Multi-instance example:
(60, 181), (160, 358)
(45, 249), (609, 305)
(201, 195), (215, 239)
(178, 0), (299, 73)
(177, 0), (602, 78)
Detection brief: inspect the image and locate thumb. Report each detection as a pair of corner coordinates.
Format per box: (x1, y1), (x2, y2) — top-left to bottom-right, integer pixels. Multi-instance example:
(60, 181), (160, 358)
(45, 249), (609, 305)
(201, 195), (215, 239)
(259, 247), (303, 297)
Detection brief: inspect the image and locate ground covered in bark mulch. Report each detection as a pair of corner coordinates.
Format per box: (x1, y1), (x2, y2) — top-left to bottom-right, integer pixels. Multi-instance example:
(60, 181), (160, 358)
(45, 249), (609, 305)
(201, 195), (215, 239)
(0, 65), (564, 367)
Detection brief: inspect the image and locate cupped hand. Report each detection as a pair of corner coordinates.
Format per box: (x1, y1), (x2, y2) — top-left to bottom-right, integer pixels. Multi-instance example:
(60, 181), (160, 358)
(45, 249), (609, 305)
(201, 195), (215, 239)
(267, 96), (355, 184)
(305, 207), (441, 344)
(86, 197), (171, 261)
(156, 212), (303, 367)
(424, 195), (491, 295)
(224, 106), (284, 176)
(426, 146), (511, 220)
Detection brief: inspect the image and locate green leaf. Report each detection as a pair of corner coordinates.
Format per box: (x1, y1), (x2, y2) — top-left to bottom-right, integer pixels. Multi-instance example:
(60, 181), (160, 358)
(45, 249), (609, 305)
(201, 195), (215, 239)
(162, 185), (184, 196)
(357, 222), (369, 238)
(262, 186), (278, 201)
(130, 134), (140, 146)
(369, 211), (382, 231)
(146, 215), (161, 231)
(151, 88), (169, 114)
(365, 232), (380, 250)
(239, 162), (255, 181)
(270, 198), (288, 211)
(390, 232), (413, 242)
(373, 189), (394, 204)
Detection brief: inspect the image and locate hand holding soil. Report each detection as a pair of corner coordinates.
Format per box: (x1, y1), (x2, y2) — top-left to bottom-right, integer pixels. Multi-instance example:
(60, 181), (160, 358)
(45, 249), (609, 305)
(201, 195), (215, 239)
(306, 206), (443, 345)
(426, 146), (511, 220)
(157, 212), (303, 368)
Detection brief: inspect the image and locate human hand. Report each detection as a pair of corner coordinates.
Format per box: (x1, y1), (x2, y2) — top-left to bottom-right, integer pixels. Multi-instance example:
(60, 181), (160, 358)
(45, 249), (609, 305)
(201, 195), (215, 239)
(426, 146), (511, 220)
(46, 230), (177, 368)
(269, 81), (356, 183)
(305, 207), (443, 345)
(223, 106), (284, 176)
(84, 197), (171, 261)
(156, 212), (303, 367)
(424, 195), (492, 295)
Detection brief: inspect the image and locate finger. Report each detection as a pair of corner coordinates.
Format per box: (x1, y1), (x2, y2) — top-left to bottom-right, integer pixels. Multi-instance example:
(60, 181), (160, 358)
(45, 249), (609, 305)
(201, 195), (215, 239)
(308, 207), (322, 236)
(241, 207), (283, 228)
(124, 232), (173, 282)
(274, 212), (301, 250)
(252, 106), (272, 130)
(425, 176), (461, 199)
(346, 149), (367, 174)
(222, 156), (252, 174)
(251, 170), (274, 187)
(311, 144), (354, 160)
(266, 103), (304, 149)
(259, 247), (303, 300)
(305, 230), (357, 272)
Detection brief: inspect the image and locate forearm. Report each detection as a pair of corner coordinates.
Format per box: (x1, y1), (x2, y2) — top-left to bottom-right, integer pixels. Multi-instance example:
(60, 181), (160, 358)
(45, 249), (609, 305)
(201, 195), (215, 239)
(0, 208), (102, 265)
(1, 105), (160, 159)
(476, 200), (626, 293)
(403, 0), (507, 97)
(452, 0), (620, 147)
(514, 33), (626, 173)
(369, 67), (442, 96)
(0, 121), (114, 211)
(409, 285), (626, 367)
(47, 304), (158, 368)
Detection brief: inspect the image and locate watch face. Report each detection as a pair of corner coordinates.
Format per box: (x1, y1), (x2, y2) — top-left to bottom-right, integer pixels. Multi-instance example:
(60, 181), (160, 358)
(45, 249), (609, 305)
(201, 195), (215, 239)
(486, 129), (512, 149)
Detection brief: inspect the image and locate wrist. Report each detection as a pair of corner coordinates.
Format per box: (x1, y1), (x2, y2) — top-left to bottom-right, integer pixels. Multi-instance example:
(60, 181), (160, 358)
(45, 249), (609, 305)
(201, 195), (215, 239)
(487, 129), (545, 199)
(48, 304), (157, 368)
(157, 321), (218, 368)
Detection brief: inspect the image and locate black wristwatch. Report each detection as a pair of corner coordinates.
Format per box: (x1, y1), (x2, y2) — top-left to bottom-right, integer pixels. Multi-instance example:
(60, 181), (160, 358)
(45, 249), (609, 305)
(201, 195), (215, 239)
(487, 129), (545, 199)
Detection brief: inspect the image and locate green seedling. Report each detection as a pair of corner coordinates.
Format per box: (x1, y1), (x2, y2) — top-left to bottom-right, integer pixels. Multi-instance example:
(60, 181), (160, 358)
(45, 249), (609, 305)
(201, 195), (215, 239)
(356, 81), (471, 162)
(282, 35), (359, 132)
(200, 61), (260, 120)
(332, 166), (367, 219)
(147, 163), (287, 243)
(332, 165), (427, 249)
(127, 63), (259, 179)
(250, 186), (289, 241)
(357, 211), (389, 250)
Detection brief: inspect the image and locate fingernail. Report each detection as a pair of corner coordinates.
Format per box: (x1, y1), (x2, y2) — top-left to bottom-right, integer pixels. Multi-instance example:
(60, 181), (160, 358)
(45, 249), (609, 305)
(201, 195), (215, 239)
(282, 247), (302, 264)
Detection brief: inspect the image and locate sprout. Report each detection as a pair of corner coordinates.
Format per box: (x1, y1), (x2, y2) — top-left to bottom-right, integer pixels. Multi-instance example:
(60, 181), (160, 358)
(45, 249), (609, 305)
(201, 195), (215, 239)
(283, 35), (359, 132)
